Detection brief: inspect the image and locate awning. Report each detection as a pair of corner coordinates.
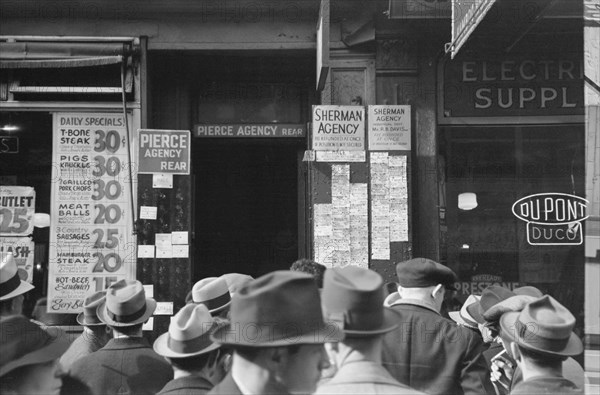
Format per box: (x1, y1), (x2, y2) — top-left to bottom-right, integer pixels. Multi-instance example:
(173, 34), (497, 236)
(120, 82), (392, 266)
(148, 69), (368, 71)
(0, 42), (130, 69)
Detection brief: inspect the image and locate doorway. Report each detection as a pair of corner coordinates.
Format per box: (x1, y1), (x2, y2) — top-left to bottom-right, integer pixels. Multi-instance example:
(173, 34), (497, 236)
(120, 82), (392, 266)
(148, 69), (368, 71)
(192, 139), (305, 281)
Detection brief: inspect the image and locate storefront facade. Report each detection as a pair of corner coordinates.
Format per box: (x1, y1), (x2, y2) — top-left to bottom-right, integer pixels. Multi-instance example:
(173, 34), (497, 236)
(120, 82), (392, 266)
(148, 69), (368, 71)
(1, 1), (596, 375)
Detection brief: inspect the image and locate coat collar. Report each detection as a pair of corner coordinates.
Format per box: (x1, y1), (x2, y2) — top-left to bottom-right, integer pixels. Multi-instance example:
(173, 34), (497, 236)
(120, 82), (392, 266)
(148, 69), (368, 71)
(212, 372), (292, 395)
(102, 337), (152, 350)
(390, 298), (440, 315)
(159, 376), (213, 394)
(325, 360), (407, 387)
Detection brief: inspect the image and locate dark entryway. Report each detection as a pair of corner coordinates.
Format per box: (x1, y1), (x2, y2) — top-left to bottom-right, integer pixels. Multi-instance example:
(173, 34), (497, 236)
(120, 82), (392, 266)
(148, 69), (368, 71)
(192, 139), (304, 281)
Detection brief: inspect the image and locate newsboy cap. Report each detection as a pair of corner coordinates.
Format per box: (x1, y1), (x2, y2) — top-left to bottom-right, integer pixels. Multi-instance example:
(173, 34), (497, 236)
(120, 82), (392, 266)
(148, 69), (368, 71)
(395, 258), (457, 290)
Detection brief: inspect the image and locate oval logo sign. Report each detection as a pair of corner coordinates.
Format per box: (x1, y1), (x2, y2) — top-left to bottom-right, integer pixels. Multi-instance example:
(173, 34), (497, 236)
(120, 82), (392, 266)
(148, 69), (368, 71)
(512, 193), (588, 224)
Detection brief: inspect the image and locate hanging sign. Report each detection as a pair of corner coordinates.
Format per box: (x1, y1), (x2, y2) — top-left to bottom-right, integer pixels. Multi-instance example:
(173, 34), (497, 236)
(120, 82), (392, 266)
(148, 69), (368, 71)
(138, 129), (190, 175)
(368, 105), (411, 150)
(0, 237), (34, 283)
(312, 106), (365, 151)
(48, 113), (135, 313)
(195, 124), (306, 138)
(512, 193), (588, 245)
(0, 186), (35, 236)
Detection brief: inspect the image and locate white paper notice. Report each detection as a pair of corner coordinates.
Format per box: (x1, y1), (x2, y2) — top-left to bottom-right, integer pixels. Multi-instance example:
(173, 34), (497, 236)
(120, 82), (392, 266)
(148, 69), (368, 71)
(171, 231), (188, 245)
(143, 284), (154, 298)
(153, 173), (173, 189)
(370, 153), (390, 260)
(155, 302), (174, 315)
(156, 244), (173, 259)
(137, 245), (155, 258)
(140, 206), (158, 220)
(172, 245), (189, 258)
(142, 317), (154, 331)
(155, 233), (172, 248)
(316, 151), (366, 162)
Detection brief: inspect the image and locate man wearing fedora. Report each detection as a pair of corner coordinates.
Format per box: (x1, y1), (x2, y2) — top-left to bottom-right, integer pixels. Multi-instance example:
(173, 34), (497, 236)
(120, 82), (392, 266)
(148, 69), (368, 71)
(381, 258), (492, 395)
(154, 304), (227, 394)
(59, 291), (112, 371)
(69, 279), (172, 395)
(208, 270), (344, 395)
(0, 252), (34, 317)
(496, 295), (584, 394)
(186, 277), (232, 317)
(316, 266), (424, 395)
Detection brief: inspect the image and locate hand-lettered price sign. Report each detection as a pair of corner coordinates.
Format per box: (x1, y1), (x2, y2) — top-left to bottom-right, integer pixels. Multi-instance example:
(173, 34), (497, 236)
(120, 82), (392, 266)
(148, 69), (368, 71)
(48, 113), (135, 313)
(0, 186), (35, 236)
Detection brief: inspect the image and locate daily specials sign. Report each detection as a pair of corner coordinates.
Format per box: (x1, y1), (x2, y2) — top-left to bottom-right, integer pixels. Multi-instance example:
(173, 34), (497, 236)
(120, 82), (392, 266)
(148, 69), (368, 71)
(138, 129), (190, 174)
(512, 193), (588, 245)
(49, 113), (135, 313)
(443, 55), (584, 117)
(312, 106), (365, 151)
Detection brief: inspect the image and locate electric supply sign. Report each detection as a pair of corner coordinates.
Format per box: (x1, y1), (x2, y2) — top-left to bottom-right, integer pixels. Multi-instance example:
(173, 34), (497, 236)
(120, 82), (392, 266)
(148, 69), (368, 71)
(512, 193), (588, 245)
(138, 129), (190, 174)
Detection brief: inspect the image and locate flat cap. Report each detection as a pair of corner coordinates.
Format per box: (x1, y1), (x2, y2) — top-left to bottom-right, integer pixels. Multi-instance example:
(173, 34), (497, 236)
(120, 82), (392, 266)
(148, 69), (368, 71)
(396, 258), (458, 290)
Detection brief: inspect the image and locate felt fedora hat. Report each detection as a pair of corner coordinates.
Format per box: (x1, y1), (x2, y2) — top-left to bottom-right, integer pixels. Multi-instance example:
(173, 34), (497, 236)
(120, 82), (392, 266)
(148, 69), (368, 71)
(0, 315), (70, 377)
(97, 280), (156, 327)
(467, 285), (515, 325)
(191, 277), (232, 314)
(211, 270), (344, 347)
(321, 266), (401, 337)
(76, 291), (107, 326)
(154, 304), (221, 358)
(0, 252), (34, 301)
(449, 294), (481, 329)
(482, 295), (537, 323)
(395, 258), (458, 291)
(513, 286), (544, 298)
(220, 273), (254, 295)
(499, 295), (583, 357)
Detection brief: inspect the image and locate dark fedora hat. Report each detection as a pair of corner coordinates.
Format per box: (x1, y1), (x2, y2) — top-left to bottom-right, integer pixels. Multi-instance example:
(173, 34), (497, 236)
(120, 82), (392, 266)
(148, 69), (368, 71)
(76, 291), (107, 326)
(467, 285), (515, 325)
(395, 258), (458, 290)
(0, 315), (70, 377)
(499, 295), (583, 357)
(211, 271), (344, 347)
(153, 304), (220, 358)
(321, 266), (401, 337)
(96, 280), (156, 327)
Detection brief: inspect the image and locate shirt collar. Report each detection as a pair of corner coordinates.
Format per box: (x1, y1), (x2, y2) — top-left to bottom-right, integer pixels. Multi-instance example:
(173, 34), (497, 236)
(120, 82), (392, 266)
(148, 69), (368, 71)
(390, 298), (440, 315)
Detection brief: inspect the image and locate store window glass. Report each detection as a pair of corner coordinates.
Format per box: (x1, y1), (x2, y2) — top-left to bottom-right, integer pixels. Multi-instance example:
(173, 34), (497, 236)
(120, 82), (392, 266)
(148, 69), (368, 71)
(439, 125), (585, 335)
(1, 111), (53, 315)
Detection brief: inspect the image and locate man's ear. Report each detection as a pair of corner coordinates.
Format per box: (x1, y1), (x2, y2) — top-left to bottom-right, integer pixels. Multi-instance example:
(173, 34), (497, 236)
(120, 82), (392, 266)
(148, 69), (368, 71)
(431, 284), (444, 299)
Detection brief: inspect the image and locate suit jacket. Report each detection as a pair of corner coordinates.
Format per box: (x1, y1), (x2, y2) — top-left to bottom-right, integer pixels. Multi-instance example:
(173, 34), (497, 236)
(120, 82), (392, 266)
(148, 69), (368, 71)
(509, 376), (583, 394)
(68, 337), (173, 395)
(207, 373), (291, 395)
(157, 375), (214, 395)
(315, 360), (426, 395)
(382, 299), (493, 395)
(60, 330), (106, 371)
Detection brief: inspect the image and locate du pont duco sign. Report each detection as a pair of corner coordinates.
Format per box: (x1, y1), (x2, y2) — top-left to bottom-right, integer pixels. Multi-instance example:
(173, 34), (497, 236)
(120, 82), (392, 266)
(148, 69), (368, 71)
(512, 193), (588, 246)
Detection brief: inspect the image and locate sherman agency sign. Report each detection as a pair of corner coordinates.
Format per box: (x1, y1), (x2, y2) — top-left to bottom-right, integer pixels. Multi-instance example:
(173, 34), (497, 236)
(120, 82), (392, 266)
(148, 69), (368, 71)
(512, 193), (588, 245)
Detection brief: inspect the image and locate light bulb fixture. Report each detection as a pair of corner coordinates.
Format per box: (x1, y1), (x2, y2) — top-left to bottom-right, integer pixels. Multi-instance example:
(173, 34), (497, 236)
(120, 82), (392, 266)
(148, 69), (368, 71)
(458, 192), (478, 210)
(0, 124), (20, 132)
(33, 213), (51, 228)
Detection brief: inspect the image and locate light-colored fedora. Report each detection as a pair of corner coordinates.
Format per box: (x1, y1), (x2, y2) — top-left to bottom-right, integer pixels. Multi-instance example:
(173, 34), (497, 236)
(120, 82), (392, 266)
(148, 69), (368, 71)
(499, 295), (583, 357)
(96, 280), (156, 327)
(449, 295), (481, 329)
(0, 252), (34, 301)
(76, 291), (107, 326)
(153, 304), (221, 358)
(219, 273), (254, 295)
(191, 277), (232, 314)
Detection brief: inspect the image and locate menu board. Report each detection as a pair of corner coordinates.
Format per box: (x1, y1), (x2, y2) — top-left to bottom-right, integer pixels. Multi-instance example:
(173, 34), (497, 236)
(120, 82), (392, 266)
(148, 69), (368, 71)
(48, 113), (135, 313)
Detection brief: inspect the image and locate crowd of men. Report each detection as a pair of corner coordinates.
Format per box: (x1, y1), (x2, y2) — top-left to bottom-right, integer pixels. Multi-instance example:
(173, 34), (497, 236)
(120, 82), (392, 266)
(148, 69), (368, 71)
(0, 251), (586, 394)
